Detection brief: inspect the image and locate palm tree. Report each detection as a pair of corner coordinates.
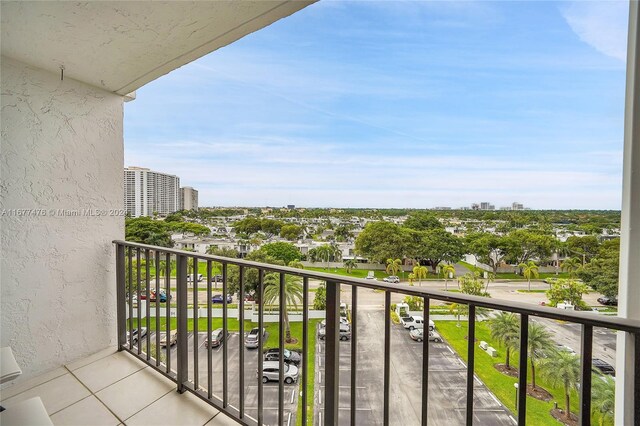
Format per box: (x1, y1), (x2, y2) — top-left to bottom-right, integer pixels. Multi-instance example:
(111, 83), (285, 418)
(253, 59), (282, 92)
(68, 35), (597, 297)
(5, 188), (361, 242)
(263, 273), (303, 343)
(527, 322), (555, 389)
(386, 258), (402, 277)
(592, 375), (615, 425)
(287, 260), (304, 270)
(316, 245), (333, 270)
(561, 257), (581, 278)
(413, 264), (428, 287)
(519, 260), (540, 292)
(441, 263), (456, 291)
(344, 259), (358, 274)
(540, 351), (581, 421)
(448, 303), (467, 327)
(488, 312), (519, 369)
(408, 273), (415, 286)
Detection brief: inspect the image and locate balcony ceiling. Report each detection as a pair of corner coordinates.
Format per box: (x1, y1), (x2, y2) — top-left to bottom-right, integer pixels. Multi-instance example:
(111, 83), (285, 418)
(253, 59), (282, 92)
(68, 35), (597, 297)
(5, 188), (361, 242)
(1, 1), (314, 95)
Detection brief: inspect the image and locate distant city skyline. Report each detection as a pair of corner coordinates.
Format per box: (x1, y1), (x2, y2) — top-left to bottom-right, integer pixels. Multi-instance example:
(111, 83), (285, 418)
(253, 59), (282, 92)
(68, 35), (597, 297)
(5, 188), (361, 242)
(124, 1), (629, 209)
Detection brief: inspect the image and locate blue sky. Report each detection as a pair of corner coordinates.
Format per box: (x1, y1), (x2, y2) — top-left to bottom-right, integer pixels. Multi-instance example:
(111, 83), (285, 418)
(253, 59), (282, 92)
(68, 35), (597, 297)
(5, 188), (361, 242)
(124, 1), (629, 209)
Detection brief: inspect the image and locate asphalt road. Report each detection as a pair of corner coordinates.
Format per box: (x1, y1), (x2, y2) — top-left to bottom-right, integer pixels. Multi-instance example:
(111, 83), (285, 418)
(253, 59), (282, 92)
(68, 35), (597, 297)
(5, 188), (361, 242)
(140, 331), (299, 426)
(314, 306), (515, 426)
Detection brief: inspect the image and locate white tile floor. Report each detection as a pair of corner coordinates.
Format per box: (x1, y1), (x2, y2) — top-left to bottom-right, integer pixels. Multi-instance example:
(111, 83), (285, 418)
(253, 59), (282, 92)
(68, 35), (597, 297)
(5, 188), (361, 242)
(0, 348), (239, 426)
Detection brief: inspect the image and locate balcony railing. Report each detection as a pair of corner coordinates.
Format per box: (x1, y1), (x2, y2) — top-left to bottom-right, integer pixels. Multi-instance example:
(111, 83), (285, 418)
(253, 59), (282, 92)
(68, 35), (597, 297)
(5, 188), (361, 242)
(114, 240), (640, 425)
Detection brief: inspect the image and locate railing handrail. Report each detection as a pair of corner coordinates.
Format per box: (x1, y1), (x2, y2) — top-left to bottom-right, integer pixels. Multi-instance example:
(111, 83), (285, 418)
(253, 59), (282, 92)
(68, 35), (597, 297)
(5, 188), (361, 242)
(114, 239), (640, 333)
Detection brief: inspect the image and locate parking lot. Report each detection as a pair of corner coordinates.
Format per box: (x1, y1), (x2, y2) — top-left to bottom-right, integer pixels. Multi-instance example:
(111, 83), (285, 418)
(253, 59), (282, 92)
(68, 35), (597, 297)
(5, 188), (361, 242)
(138, 330), (299, 426)
(314, 307), (515, 426)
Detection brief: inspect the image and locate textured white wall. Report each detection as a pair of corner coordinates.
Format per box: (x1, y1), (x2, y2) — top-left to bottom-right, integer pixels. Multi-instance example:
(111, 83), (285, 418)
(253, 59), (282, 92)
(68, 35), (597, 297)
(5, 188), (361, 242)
(1, 56), (124, 379)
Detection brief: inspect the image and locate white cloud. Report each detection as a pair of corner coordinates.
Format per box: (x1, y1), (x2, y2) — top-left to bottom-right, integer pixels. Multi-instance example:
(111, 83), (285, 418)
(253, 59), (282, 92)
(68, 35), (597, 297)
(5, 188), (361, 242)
(561, 1), (629, 61)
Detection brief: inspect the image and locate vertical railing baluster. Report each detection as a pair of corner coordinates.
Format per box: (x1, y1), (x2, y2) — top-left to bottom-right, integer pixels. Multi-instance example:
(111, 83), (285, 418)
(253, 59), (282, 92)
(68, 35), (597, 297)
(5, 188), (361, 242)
(176, 253), (188, 393)
(384, 291), (391, 426)
(324, 280), (340, 426)
(136, 248), (141, 355)
(145, 249), (151, 360)
(155, 251), (161, 366)
(116, 243), (126, 350)
(634, 332), (640, 425)
(222, 263), (228, 407)
(422, 296), (430, 426)
(207, 260), (212, 399)
(517, 314), (529, 425)
(128, 247), (133, 351)
(238, 266), (245, 418)
(350, 285), (358, 426)
(466, 304), (476, 426)
(257, 269), (265, 426)
(579, 325), (593, 426)
(165, 253), (171, 374)
(278, 272), (285, 426)
(193, 258), (199, 389)
(302, 277), (309, 426)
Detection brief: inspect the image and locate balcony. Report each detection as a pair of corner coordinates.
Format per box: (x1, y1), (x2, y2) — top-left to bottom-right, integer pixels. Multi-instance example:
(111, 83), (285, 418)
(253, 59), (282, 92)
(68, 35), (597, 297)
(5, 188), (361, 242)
(107, 241), (640, 425)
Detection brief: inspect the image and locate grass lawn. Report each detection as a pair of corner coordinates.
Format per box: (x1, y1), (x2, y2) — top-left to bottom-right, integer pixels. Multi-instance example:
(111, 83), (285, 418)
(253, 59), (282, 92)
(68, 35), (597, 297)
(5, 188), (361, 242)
(436, 321), (608, 425)
(516, 290), (547, 294)
(458, 262), (570, 280)
(305, 266), (389, 280)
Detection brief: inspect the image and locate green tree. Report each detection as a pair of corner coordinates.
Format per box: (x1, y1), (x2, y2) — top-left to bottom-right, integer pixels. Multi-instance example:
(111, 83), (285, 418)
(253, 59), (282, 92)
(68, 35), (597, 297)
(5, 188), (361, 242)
(592, 375), (615, 425)
(565, 235), (600, 264)
(344, 259), (358, 274)
(313, 283), (327, 310)
(518, 260), (540, 291)
(504, 230), (554, 265)
(280, 224), (303, 241)
(540, 351), (581, 421)
(408, 228), (464, 273)
(527, 322), (555, 389)
(578, 238), (620, 298)
(125, 217), (173, 247)
(441, 263), (456, 291)
(465, 233), (509, 274)
(561, 257), (582, 278)
(256, 242), (301, 265)
(355, 221), (406, 263)
(386, 258), (402, 276)
(263, 273), (303, 343)
(408, 273), (415, 286)
(489, 312), (519, 369)
(412, 264), (428, 287)
(546, 279), (590, 309)
(403, 212), (444, 231)
(206, 246), (239, 258)
(287, 260), (304, 270)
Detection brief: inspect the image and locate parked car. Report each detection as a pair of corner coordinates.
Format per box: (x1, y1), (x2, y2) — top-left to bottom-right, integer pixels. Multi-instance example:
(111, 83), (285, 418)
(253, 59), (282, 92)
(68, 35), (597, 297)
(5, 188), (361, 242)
(409, 329), (442, 342)
(204, 328), (229, 347)
(245, 327), (267, 349)
(212, 294), (233, 304)
(263, 348), (301, 365)
(592, 358), (615, 375)
(259, 361), (299, 384)
(383, 276), (400, 283)
(400, 316), (435, 331)
(150, 290), (171, 303)
(187, 273), (204, 282)
(320, 317), (350, 327)
(597, 296), (618, 306)
(127, 327), (147, 344)
(318, 322), (351, 341)
(160, 330), (177, 347)
(212, 274), (223, 283)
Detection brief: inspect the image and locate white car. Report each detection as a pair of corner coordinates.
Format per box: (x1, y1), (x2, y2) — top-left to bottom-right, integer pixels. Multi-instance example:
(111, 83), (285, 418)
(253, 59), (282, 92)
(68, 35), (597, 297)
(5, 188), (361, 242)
(383, 276), (400, 283)
(160, 330), (177, 347)
(409, 329), (443, 342)
(400, 316), (435, 331)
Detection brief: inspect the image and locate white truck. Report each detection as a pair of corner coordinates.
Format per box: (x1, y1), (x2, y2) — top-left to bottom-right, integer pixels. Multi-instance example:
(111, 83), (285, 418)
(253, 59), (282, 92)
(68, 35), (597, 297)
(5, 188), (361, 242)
(400, 316), (435, 331)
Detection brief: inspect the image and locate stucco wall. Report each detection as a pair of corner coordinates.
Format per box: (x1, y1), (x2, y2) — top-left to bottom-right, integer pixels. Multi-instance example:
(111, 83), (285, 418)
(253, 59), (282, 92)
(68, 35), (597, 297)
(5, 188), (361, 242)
(0, 56), (124, 379)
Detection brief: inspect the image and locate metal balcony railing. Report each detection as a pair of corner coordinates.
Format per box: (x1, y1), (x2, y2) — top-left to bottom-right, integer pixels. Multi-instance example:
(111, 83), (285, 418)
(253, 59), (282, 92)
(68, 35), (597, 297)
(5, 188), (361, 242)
(114, 240), (640, 426)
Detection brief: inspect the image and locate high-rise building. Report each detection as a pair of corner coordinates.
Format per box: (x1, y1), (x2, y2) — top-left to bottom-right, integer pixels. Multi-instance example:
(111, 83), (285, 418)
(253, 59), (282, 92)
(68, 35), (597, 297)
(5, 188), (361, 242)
(180, 186), (199, 211)
(512, 202), (524, 210)
(124, 167), (180, 217)
(479, 202), (495, 210)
